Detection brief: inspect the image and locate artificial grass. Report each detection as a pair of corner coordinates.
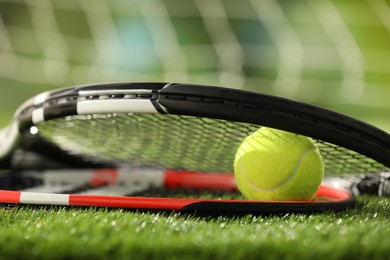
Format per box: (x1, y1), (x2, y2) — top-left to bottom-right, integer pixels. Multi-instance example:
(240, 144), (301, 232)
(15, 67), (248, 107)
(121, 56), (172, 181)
(0, 196), (388, 260)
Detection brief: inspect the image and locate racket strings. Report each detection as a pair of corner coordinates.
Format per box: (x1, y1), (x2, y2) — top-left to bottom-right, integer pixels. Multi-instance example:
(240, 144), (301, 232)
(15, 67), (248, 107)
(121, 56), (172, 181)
(35, 113), (388, 176)
(38, 113), (256, 173)
(315, 140), (387, 175)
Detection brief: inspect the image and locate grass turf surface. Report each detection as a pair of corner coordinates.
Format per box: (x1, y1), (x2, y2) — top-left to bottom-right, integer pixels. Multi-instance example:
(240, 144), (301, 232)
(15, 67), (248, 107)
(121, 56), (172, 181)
(0, 197), (388, 260)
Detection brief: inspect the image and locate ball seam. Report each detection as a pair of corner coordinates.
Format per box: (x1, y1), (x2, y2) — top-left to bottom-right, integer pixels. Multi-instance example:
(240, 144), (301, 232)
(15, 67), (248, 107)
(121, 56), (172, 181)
(240, 147), (315, 193)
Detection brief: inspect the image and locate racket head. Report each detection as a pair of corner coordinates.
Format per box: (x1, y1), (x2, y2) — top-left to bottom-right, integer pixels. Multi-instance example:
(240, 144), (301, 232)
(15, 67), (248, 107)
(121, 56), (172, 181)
(0, 82), (388, 214)
(1, 82), (389, 173)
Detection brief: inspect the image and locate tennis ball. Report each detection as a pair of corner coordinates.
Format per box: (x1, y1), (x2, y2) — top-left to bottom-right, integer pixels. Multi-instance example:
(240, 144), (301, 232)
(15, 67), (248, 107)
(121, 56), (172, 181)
(234, 127), (324, 201)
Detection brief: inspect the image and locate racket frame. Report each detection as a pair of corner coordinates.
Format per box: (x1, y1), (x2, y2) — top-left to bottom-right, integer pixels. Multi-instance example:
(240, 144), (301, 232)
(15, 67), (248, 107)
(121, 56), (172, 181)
(2, 82), (388, 167)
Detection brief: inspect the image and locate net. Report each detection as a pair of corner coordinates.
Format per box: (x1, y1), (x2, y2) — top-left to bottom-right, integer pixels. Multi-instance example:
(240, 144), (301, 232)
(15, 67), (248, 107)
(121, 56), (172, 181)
(1, 0), (390, 108)
(1, 0), (389, 178)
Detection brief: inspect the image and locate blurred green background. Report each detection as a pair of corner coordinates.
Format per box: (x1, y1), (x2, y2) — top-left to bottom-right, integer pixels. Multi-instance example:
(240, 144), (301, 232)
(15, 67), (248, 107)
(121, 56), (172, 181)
(0, 0), (389, 131)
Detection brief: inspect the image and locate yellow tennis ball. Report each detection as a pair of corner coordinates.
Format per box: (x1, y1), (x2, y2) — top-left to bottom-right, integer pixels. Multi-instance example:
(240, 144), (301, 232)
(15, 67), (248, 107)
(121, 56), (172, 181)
(234, 127), (324, 201)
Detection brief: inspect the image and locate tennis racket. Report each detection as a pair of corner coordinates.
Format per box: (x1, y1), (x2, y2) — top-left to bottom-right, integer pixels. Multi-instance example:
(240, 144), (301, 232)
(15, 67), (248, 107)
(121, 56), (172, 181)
(2, 168), (388, 197)
(0, 167), (354, 214)
(1, 82), (389, 214)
